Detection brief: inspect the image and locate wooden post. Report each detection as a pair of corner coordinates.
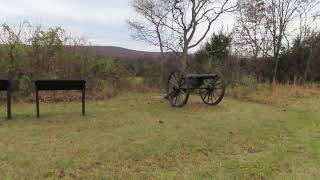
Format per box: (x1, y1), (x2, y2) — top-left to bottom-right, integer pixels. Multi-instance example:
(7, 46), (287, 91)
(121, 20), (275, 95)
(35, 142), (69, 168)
(36, 87), (40, 118)
(7, 89), (12, 119)
(82, 87), (85, 116)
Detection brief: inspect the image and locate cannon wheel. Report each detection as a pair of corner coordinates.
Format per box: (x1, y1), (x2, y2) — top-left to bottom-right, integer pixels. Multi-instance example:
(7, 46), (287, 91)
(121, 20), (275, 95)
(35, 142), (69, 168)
(200, 73), (226, 106)
(166, 71), (189, 107)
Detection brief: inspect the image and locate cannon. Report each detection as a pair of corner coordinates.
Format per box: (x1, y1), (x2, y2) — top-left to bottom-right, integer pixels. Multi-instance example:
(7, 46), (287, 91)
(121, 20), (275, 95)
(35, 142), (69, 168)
(166, 71), (226, 107)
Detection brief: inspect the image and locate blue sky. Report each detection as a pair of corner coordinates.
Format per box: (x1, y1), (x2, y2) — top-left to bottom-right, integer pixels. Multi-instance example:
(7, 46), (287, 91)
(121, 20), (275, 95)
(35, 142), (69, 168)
(0, 0), (234, 52)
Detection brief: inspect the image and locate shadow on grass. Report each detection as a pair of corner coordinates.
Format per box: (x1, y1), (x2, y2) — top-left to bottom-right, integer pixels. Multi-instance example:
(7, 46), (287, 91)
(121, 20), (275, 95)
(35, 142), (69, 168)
(171, 101), (229, 113)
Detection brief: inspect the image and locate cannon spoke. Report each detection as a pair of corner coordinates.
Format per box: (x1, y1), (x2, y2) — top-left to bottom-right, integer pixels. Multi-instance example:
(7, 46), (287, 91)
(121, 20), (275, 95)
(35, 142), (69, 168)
(202, 91), (209, 101)
(200, 74), (226, 106)
(212, 92), (217, 101)
(166, 71), (189, 107)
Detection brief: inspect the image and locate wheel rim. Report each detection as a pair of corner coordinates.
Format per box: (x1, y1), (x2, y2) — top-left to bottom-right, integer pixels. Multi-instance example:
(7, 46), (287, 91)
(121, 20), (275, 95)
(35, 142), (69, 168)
(200, 75), (225, 106)
(167, 72), (189, 107)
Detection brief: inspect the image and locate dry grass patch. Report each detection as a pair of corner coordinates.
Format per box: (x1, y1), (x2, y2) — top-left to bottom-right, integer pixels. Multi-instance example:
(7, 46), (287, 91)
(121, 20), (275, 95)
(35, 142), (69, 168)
(229, 83), (320, 106)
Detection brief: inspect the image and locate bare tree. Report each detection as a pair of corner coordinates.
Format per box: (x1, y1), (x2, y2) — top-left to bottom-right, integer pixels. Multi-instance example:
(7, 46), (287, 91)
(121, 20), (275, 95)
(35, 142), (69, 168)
(297, 0), (320, 40)
(264, 0), (302, 82)
(235, 0), (319, 82)
(299, 0), (320, 82)
(0, 21), (31, 80)
(129, 0), (237, 72)
(234, 0), (269, 59)
(128, 0), (168, 52)
(165, 0), (237, 70)
(128, 0), (169, 85)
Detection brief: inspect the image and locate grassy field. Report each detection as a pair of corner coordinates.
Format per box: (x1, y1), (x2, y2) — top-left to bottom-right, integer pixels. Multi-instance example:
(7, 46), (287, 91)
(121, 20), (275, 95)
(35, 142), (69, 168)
(1, 93), (320, 179)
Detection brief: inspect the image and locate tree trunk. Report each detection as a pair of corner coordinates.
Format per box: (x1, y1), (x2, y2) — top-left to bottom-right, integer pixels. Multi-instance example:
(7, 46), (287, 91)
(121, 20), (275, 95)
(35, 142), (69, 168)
(303, 43), (313, 83)
(273, 55), (279, 83)
(181, 48), (188, 71)
(273, 37), (282, 84)
(8, 45), (15, 81)
(159, 53), (166, 87)
(156, 27), (165, 88)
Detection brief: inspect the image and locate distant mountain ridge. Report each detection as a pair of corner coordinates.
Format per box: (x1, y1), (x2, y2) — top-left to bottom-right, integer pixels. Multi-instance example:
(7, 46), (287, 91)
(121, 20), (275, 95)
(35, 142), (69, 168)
(90, 46), (162, 59)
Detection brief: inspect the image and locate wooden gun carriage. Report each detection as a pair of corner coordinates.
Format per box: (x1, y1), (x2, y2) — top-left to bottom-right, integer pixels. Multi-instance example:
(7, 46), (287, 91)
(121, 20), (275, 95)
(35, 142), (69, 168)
(166, 71), (226, 107)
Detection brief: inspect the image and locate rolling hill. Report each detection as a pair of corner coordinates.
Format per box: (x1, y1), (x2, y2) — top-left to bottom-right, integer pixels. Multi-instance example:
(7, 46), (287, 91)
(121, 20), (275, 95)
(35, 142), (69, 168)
(90, 46), (162, 59)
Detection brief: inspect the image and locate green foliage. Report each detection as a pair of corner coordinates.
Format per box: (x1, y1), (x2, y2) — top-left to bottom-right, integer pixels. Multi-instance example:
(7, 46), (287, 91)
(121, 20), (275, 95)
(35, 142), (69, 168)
(30, 27), (65, 78)
(193, 31), (233, 73)
(18, 75), (32, 96)
(205, 31), (232, 61)
(237, 74), (258, 89)
(127, 77), (145, 90)
(0, 23), (28, 80)
(278, 53), (290, 72)
(31, 27), (63, 53)
(90, 58), (115, 76)
(229, 75), (258, 98)
(0, 23), (132, 98)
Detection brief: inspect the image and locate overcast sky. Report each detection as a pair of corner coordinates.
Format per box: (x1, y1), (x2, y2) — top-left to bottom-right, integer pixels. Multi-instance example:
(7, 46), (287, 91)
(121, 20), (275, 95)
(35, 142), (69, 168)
(0, 0), (235, 52)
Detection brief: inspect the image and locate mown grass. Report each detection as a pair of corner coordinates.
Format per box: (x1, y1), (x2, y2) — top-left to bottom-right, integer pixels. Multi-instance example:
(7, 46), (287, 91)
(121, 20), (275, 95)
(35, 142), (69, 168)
(1, 92), (320, 179)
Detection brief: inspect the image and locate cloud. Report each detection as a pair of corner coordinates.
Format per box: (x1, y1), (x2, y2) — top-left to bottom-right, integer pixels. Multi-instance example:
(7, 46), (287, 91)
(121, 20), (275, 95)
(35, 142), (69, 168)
(0, 0), (145, 50)
(0, 0), (235, 52)
(0, 0), (132, 26)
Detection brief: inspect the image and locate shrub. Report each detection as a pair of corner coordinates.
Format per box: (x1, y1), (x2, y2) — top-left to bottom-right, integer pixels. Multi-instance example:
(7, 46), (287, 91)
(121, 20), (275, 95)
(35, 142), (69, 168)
(228, 74), (258, 99)
(18, 75), (32, 96)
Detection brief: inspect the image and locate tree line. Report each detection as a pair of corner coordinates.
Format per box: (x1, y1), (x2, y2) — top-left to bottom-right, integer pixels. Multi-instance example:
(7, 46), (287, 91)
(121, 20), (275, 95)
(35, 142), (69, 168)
(1, 0), (320, 99)
(0, 22), (133, 97)
(129, 0), (320, 84)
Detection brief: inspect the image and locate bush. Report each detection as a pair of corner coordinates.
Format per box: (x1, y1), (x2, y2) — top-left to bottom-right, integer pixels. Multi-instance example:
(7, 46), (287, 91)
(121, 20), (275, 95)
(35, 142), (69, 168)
(238, 74), (258, 89)
(128, 77), (144, 89)
(18, 75), (32, 96)
(228, 75), (258, 99)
